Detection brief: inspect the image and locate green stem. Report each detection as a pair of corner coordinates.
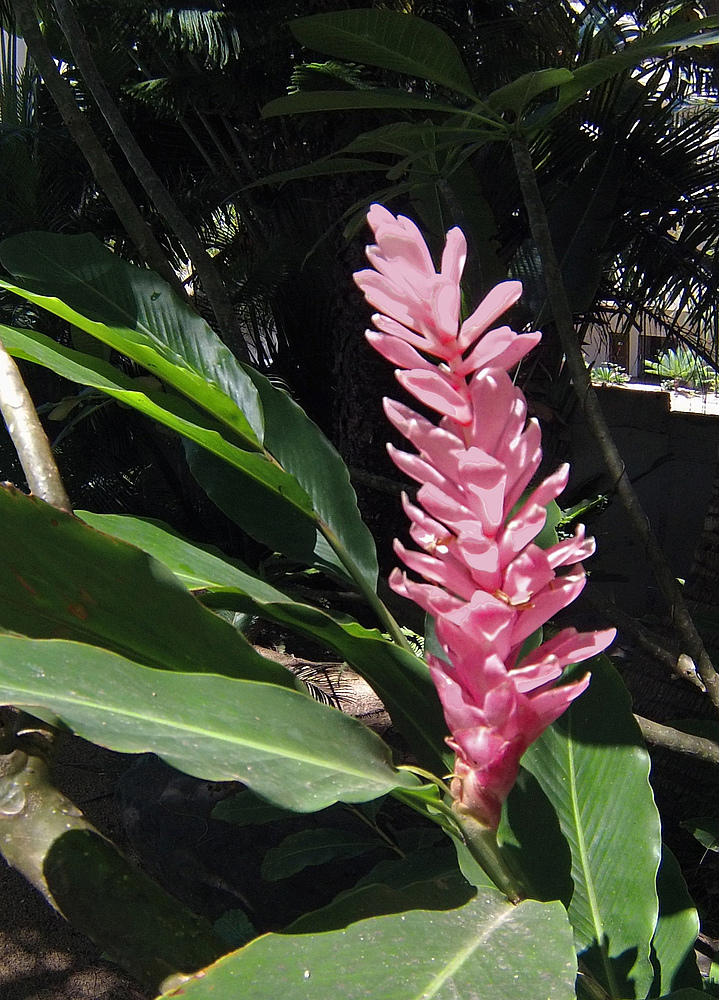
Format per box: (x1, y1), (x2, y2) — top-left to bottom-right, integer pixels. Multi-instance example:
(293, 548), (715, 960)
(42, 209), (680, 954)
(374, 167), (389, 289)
(321, 524), (413, 651)
(346, 805), (405, 858)
(452, 809), (525, 904)
(398, 764), (452, 796)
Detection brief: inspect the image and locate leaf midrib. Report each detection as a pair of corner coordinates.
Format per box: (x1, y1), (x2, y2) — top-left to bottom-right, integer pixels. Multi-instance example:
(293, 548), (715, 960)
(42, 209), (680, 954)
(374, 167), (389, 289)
(0, 668), (401, 783)
(566, 713), (620, 997)
(412, 902), (512, 998)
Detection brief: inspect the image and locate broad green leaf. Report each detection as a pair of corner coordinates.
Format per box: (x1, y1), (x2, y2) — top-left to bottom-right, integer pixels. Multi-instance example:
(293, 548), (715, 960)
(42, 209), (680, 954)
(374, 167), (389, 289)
(442, 160), (507, 294)
(649, 846), (701, 997)
(289, 11), (478, 99)
(212, 789), (294, 826)
(487, 68), (574, 115)
(519, 655), (662, 999)
(76, 512), (450, 773)
(681, 817), (719, 852)
(342, 122), (499, 157)
(262, 88), (463, 118)
(156, 892), (577, 1000)
(75, 511), (282, 596)
(261, 828), (383, 881)
(0, 325), (323, 561)
(0, 485), (296, 688)
(183, 443), (354, 584)
(244, 156), (388, 189)
(0, 636), (419, 811)
(355, 844), (458, 891)
(0, 232), (263, 447)
(242, 365), (379, 592)
(285, 870), (475, 934)
(499, 766), (574, 906)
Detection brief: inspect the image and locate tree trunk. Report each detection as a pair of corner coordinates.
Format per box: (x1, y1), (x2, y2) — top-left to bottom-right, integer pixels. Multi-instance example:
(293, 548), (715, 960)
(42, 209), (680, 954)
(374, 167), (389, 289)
(11, 0), (184, 299)
(52, 0), (246, 360)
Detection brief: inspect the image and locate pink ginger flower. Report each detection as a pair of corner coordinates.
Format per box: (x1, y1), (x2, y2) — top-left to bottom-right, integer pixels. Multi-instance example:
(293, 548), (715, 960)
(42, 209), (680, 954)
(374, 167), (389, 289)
(354, 205), (615, 830)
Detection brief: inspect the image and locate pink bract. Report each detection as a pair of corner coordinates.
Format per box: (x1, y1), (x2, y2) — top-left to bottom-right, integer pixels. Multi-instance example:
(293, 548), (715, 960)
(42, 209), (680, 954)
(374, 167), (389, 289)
(354, 204), (615, 830)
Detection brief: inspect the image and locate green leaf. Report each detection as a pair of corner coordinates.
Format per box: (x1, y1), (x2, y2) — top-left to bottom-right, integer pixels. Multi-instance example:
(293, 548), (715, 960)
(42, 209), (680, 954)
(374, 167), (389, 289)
(518, 655), (662, 999)
(261, 828), (383, 881)
(487, 68), (574, 115)
(244, 156), (389, 189)
(156, 892), (577, 999)
(681, 817), (719, 852)
(0, 232), (263, 447)
(649, 846), (701, 997)
(211, 789), (295, 826)
(0, 636), (419, 812)
(355, 844), (458, 891)
(289, 11), (478, 99)
(0, 325), (322, 561)
(555, 17), (719, 116)
(183, 443), (353, 585)
(0, 485), (295, 687)
(214, 910), (257, 949)
(262, 88), (463, 118)
(441, 160), (507, 293)
(533, 498), (562, 550)
(499, 766), (574, 906)
(75, 512), (449, 773)
(342, 122), (496, 157)
(242, 365), (379, 592)
(285, 868), (475, 934)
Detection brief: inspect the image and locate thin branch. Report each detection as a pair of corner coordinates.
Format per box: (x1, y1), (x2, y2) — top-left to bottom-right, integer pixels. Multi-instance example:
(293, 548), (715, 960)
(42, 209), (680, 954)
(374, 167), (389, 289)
(636, 715), (719, 765)
(0, 342), (71, 511)
(511, 133), (719, 713)
(584, 588), (706, 691)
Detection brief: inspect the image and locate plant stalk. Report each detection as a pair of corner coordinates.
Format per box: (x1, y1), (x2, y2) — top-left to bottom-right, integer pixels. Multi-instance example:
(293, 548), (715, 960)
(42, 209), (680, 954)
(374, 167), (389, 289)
(0, 341), (71, 511)
(510, 133), (719, 712)
(453, 808), (525, 905)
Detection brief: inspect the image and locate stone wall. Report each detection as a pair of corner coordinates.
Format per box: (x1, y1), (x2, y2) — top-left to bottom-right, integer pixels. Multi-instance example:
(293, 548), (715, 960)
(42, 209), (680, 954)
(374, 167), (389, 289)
(568, 386), (719, 616)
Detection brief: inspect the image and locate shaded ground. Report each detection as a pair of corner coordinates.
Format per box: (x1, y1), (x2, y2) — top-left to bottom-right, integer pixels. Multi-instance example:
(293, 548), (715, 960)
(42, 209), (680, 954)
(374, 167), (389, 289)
(0, 737), (150, 1000)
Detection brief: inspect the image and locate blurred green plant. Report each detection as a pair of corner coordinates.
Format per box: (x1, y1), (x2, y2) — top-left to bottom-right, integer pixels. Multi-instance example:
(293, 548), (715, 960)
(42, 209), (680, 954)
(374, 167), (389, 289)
(645, 344), (718, 391)
(590, 362), (631, 386)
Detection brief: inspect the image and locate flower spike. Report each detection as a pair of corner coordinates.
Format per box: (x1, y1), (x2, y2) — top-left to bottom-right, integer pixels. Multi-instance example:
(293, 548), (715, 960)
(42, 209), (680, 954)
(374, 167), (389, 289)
(355, 205), (615, 830)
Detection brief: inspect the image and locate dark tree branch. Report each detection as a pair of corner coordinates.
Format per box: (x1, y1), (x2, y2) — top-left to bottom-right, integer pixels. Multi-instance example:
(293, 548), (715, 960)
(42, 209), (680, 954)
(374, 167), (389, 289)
(636, 715), (719, 765)
(11, 0), (186, 298)
(511, 133), (719, 713)
(52, 0), (248, 360)
(0, 742), (225, 993)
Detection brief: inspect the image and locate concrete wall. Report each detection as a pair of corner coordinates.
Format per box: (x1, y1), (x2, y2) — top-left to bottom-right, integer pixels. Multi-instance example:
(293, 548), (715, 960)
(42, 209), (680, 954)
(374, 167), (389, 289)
(568, 386), (719, 615)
